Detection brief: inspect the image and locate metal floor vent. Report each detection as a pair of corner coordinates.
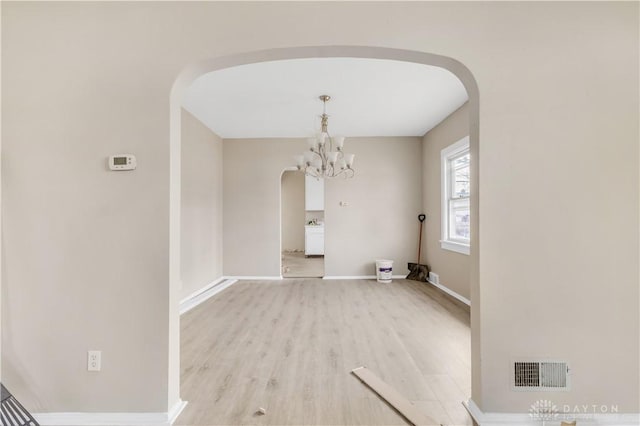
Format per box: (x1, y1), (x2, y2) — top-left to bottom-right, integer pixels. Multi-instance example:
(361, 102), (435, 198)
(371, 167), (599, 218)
(513, 361), (570, 391)
(1, 385), (39, 426)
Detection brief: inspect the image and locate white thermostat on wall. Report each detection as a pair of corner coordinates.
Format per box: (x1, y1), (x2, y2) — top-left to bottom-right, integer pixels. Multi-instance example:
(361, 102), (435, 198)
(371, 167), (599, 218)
(109, 154), (137, 171)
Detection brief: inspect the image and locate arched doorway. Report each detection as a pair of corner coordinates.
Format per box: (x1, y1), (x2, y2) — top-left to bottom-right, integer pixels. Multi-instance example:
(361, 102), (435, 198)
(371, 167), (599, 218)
(169, 45), (480, 414)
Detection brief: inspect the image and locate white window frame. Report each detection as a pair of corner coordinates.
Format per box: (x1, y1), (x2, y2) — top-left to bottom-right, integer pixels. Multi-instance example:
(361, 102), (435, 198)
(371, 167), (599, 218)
(441, 136), (470, 255)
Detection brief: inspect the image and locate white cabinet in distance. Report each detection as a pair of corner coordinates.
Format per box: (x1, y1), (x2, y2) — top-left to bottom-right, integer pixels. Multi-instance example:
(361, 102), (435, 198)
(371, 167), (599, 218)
(305, 175), (324, 211)
(305, 226), (324, 256)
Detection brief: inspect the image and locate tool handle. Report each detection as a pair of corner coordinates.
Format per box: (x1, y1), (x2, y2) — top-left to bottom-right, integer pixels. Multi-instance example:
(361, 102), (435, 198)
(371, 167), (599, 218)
(417, 222), (423, 264)
(417, 214), (426, 264)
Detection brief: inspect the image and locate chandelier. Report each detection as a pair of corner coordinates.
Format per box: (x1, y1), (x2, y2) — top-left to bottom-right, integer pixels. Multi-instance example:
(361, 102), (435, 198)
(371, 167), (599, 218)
(294, 95), (355, 179)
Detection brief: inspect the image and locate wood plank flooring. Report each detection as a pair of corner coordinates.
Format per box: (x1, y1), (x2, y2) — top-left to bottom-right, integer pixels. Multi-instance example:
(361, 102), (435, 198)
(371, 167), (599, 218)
(176, 279), (472, 426)
(282, 252), (324, 278)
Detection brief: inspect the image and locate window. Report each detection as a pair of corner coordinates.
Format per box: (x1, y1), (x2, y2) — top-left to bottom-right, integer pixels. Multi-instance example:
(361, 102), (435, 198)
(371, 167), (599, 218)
(441, 137), (470, 255)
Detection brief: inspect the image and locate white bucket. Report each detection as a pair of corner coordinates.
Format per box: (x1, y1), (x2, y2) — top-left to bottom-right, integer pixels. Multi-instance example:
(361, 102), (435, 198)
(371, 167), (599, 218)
(375, 259), (394, 283)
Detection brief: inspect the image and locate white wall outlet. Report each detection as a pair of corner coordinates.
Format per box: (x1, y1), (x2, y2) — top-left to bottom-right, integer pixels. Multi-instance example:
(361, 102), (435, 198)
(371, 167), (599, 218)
(88, 350), (101, 371)
(428, 272), (439, 285)
(339, 201), (349, 207)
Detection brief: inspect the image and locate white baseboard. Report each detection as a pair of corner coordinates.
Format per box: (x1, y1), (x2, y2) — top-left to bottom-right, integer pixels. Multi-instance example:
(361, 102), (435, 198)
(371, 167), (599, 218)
(464, 399), (640, 426)
(225, 275), (408, 281)
(34, 399), (188, 426)
(463, 399), (539, 426)
(427, 278), (471, 306)
(168, 399), (188, 424)
(224, 275), (282, 280)
(180, 277), (225, 304)
(179, 278), (237, 315)
(323, 275), (407, 280)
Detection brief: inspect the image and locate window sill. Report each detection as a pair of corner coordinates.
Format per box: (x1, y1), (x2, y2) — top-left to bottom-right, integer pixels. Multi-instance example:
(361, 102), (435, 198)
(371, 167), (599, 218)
(440, 240), (470, 255)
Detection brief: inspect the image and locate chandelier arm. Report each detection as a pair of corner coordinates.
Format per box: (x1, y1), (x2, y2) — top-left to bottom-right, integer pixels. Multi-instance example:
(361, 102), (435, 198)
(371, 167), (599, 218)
(307, 150), (322, 170)
(335, 167), (353, 179)
(307, 166), (319, 178)
(325, 160), (332, 176)
(325, 131), (333, 153)
(314, 151), (323, 173)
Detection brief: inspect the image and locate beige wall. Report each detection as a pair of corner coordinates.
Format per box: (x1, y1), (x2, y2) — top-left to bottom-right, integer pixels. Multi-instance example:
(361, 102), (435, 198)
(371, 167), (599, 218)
(324, 137), (423, 277)
(281, 171), (305, 252)
(2, 3), (171, 409)
(2, 1), (637, 416)
(422, 103), (470, 300)
(223, 137), (422, 278)
(223, 139), (304, 277)
(181, 109), (223, 300)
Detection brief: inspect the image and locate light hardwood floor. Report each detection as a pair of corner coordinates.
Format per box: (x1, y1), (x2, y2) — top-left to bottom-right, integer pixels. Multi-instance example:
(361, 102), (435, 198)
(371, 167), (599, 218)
(176, 279), (472, 426)
(282, 252), (324, 278)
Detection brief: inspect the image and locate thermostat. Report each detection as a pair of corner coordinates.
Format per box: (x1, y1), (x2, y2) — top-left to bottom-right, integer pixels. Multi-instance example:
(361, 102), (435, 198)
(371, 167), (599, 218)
(109, 154), (136, 171)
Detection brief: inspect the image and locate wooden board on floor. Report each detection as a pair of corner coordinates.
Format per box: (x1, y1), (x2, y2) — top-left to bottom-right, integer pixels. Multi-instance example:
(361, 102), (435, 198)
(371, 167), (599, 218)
(352, 366), (439, 426)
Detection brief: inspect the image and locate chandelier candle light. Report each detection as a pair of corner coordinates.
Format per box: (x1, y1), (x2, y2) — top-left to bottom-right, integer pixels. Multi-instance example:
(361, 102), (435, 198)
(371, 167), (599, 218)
(294, 95), (355, 179)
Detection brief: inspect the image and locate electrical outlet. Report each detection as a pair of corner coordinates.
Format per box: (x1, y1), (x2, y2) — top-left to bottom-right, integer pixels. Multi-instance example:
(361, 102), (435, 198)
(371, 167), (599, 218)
(88, 350), (101, 372)
(429, 272), (439, 285)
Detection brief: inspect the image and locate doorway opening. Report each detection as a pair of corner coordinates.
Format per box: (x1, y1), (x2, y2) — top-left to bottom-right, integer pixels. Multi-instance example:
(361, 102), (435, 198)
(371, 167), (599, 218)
(171, 46), (480, 417)
(280, 170), (325, 278)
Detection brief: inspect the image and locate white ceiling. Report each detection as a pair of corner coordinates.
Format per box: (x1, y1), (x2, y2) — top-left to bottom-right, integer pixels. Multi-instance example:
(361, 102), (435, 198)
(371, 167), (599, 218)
(182, 58), (468, 139)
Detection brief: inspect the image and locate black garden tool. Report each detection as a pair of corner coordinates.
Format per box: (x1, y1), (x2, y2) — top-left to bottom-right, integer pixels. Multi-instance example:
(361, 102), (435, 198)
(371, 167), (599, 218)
(407, 214), (430, 282)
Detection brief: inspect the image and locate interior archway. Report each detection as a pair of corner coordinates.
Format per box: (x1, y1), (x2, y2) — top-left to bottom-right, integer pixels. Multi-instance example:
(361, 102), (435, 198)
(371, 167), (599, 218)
(169, 45), (480, 414)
